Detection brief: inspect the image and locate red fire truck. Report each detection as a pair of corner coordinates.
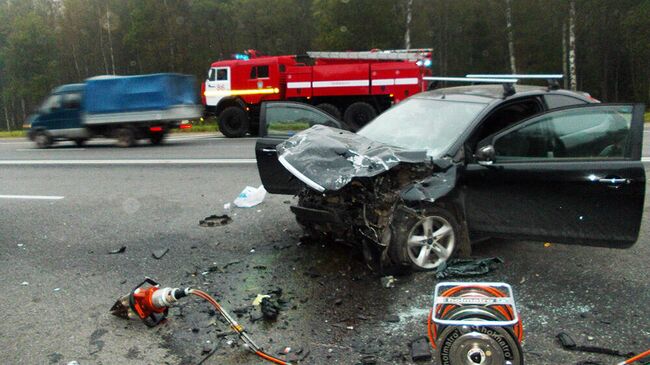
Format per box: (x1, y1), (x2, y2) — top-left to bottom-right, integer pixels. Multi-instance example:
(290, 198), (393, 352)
(202, 49), (432, 137)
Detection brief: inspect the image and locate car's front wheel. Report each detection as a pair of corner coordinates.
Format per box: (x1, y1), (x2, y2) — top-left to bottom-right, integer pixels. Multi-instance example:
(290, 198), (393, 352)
(389, 205), (459, 271)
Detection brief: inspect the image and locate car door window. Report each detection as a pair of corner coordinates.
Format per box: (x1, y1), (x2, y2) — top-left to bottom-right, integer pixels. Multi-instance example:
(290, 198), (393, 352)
(493, 105), (633, 161)
(266, 105), (339, 136)
(544, 94), (587, 109)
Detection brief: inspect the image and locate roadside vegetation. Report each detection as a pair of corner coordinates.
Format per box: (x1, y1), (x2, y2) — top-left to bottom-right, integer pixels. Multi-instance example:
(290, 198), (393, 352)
(2, 1), (650, 133)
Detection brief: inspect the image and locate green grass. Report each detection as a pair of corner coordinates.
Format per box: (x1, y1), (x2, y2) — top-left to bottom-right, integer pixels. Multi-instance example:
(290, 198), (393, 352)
(0, 130), (26, 138)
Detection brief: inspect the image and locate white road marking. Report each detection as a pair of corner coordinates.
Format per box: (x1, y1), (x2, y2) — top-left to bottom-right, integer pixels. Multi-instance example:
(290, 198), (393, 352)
(0, 195), (64, 200)
(0, 159), (256, 165)
(642, 157), (650, 162)
(16, 148), (86, 152)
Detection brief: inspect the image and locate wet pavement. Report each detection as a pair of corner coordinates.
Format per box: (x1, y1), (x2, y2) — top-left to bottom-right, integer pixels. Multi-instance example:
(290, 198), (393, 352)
(0, 138), (648, 364)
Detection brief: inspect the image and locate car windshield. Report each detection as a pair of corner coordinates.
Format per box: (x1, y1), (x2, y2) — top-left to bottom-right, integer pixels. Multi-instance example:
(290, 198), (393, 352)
(357, 98), (487, 157)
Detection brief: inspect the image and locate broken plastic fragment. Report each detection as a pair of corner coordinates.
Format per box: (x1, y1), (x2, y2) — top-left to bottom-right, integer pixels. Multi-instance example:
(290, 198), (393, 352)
(152, 248), (169, 259)
(252, 294), (271, 306)
(108, 246), (126, 254)
(233, 185), (267, 208)
(380, 276), (396, 288)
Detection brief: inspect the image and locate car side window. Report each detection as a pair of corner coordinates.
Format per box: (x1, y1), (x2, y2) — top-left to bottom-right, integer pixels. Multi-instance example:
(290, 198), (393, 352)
(544, 94), (587, 109)
(208, 68), (216, 81)
(266, 105), (337, 136)
(493, 105), (633, 160)
(473, 97), (543, 145)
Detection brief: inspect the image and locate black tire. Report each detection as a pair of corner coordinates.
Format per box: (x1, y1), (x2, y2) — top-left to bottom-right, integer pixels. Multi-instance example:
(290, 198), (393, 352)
(343, 102), (376, 131)
(218, 106), (249, 138)
(115, 128), (136, 147)
(34, 131), (52, 149)
(388, 205), (460, 272)
(316, 103), (341, 120)
(149, 132), (165, 145)
(74, 138), (87, 147)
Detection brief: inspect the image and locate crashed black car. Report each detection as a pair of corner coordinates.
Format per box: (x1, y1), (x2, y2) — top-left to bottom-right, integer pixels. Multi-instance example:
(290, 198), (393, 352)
(255, 85), (645, 271)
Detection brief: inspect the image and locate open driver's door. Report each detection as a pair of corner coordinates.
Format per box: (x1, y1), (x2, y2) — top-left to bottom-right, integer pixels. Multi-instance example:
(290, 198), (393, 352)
(255, 102), (345, 194)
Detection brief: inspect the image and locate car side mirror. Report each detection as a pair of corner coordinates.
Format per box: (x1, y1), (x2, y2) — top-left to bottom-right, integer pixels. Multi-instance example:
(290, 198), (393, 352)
(475, 145), (495, 166)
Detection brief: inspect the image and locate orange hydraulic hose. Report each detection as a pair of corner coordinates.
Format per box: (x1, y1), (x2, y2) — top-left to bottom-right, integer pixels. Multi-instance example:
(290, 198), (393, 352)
(190, 289), (291, 365)
(619, 348), (650, 365)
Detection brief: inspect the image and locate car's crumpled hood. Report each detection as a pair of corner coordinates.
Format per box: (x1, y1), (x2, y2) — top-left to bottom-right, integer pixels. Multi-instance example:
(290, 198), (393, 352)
(276, 125), (431, 192)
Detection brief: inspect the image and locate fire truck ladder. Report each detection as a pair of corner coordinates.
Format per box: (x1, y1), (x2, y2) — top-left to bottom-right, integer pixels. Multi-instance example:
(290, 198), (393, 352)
(306, 49), (432, 61)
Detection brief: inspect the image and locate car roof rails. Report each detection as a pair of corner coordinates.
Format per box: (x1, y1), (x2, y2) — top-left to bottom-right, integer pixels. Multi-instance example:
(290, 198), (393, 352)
(466, 74), (563, 91)
(424, 76), (519, 97)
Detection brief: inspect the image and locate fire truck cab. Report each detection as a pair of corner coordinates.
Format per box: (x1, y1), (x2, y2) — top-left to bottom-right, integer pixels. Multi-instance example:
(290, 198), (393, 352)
(203, 49), (432, 137)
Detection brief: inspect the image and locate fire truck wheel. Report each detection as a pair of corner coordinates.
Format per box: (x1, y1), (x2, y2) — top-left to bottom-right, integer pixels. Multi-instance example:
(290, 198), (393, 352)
(218, 106), (249, 138)
(343, 102), (377, 131)
(316, 103), (341, 120)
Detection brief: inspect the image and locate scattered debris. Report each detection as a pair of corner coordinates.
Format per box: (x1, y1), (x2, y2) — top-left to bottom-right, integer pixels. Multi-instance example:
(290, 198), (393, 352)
(53, 288), (61, 292)
(199, 214), (232, 227)
(252, 294), (271, 306)
(360, 354), (377, 364)
(108, 246), (126, 254)
(544, 242), (553, 248)
(383, 315), (400, 323)
(380, 275), (396, 288)
(223, 202), (231, 210)
(151, 248), (169, 259)
(334, 298), (343, 305)
(233, 185), (267, 208)
(67, 361), (80, 365)
(260, 297), (279, 320)
(410, 337), (432, 361)
(20, 281), (29, 286)
(556, 332), (635, 358)
(435, 257), (504, 279)
(304, 267), (321, 278)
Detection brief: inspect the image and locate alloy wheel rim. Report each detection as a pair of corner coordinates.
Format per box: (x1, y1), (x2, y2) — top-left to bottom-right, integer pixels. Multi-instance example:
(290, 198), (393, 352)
(406, 215), (455, 269)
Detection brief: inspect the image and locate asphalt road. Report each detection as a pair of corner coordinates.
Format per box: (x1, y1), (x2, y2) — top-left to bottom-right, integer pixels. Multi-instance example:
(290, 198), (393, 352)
(1, 133), (649, 365)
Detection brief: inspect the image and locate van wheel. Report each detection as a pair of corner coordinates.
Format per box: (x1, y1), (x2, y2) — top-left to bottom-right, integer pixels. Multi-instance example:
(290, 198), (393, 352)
(388, 205), (459, 272)
(74, 139), (87, 147)
(316, 103), (341, 120)
(343, 102), (376, 131)
(34, 131), (52, 148)
(115, 128), (136, 147)
(218, 106), (249, 138)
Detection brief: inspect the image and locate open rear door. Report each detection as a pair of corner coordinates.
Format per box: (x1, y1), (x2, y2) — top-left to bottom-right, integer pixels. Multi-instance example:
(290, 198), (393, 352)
(255, 102), (344, 194)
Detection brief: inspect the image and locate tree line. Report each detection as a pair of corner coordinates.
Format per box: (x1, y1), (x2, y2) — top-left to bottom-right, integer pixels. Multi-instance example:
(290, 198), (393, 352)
(0, 0), (648, 131)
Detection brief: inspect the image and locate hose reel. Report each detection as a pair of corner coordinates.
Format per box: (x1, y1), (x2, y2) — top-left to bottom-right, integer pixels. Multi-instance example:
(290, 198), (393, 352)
(428, 282), (524, 365)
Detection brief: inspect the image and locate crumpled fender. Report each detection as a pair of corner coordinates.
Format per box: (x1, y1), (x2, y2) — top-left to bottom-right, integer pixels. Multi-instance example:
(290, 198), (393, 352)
(399, 160), (458, 204)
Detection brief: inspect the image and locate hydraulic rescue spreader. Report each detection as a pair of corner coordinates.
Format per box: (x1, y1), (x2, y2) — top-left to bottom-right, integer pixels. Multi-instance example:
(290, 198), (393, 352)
(110, 278), (291, 365)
